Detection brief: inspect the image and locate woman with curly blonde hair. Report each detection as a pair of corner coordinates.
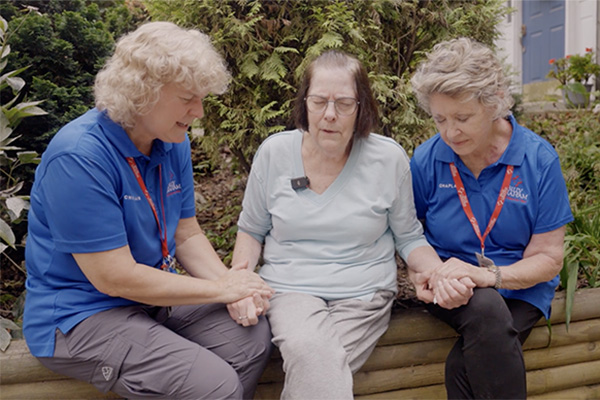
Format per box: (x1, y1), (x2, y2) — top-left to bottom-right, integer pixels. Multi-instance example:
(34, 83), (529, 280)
(24, 21), (274, 399)
(410, 37), (573, 399)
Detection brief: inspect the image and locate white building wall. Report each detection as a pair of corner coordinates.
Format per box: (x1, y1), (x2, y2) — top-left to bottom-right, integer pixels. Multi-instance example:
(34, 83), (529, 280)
(496, 1), (523, 90)
(565, 0), (598, 57)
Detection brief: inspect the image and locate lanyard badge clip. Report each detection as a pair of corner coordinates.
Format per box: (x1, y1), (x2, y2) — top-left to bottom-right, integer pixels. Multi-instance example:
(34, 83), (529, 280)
(161, 254), (177, 273)
(475, 251), (494, 268)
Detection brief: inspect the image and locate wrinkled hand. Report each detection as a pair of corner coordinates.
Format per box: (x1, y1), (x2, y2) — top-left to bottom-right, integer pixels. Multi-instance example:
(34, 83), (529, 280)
(411, 270), (435, 304)
(431, 257), (486, 286)
(227, 293), (270, 327)
(217, 261), (274, 305)
(425, 258), (477, 309)
(430, 277), (475, 309)
(410, 261), (476, 309)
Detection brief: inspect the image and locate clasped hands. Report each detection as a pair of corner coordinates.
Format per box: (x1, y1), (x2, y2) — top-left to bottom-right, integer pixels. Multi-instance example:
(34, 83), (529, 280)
(222, 261), (274, 327)
(413, 257), (482, 309)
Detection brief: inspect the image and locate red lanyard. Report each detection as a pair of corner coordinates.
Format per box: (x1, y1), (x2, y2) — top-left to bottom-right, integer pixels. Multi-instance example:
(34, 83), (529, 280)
(126, 157), (172, 271)
(449, 163), (513, 255)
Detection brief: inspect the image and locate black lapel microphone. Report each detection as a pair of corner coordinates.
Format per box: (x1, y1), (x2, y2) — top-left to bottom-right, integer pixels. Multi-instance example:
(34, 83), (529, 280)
(291, 176), (310, 190)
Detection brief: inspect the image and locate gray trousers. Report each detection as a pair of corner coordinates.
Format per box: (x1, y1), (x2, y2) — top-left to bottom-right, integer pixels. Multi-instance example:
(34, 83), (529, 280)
(267, 290), (394, 400)
(37, 303), (272, 399)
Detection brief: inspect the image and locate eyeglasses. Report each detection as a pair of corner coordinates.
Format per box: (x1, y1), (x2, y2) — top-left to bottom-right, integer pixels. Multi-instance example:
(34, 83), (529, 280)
(304, 95), (359, 116)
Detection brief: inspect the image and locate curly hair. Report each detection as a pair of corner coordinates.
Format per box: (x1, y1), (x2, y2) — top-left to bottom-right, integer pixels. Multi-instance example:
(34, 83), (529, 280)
(95, 21), (231, 129)
(410, 37), (514, 119)
(293, 50), (379, 139)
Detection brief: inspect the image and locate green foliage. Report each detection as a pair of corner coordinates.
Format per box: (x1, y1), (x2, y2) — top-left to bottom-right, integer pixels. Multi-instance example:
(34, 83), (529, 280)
(145, 0), (510, 172)
(0, 10), (46, 348)
(547, 49), (600, 109)
(0, 11), (46, 254)
(2, 0), (147, 156)
(547, 49), (600, 86)
(521, 110), (600, 328)
(0, 315), (21, 351)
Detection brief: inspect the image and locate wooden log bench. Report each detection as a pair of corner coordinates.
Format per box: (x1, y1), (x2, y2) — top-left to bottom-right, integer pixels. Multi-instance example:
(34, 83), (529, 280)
(2, 288), (600, 399)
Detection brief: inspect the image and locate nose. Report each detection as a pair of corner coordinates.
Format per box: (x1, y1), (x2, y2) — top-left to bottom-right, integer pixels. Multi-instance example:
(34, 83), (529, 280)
(444, 120), (461, 139)
(323, 100), (337, 120)
(189, 98), (204, 119)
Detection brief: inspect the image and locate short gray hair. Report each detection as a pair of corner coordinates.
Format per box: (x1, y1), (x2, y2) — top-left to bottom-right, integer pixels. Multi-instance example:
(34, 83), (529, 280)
(411, 37), (513, 119)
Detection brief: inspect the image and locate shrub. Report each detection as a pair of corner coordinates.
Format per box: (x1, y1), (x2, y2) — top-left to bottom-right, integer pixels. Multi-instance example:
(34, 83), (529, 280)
(145, 0), (511, 173)
(2, 0), (147, 157)
(520, 110), (600, 326)
(0, 9), (47, 344)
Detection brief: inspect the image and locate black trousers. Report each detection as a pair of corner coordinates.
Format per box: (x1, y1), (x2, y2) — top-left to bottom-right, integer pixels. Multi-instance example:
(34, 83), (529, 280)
(426, 288), (543, 400)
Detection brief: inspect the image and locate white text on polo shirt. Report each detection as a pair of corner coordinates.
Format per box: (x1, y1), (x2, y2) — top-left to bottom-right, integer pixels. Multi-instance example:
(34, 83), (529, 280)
(507, 186), (528, 202)
(167, 180), (182, 196)
(438, 183), (456, 189)
(124, 195), (141, 201)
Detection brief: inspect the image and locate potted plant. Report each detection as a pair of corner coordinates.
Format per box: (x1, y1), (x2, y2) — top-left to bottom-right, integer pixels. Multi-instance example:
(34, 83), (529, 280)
(547, 48), (600, 108)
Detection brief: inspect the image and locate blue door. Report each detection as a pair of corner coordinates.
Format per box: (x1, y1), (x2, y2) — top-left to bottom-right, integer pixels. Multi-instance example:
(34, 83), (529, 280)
(522, 0), (565, 84)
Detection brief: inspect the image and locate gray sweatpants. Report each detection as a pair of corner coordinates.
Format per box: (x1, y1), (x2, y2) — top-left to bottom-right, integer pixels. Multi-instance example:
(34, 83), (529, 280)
(267, 290), (394, 400)
(37, 303), (272, 399)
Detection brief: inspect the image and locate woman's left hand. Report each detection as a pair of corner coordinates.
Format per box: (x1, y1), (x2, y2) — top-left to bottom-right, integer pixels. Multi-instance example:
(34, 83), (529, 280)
(227, 293), (270, 327)
(432, 277), (475, 309)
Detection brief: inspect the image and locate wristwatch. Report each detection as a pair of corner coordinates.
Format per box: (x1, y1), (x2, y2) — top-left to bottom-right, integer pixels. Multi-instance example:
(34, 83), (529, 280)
(488, 264), (502, 289)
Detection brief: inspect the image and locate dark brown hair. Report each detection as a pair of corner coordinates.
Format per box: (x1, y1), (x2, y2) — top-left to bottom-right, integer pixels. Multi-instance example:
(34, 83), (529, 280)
(292, 50), (378, 138)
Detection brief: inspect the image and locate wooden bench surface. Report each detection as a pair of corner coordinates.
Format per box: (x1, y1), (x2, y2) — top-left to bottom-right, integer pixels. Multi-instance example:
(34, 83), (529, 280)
(2, 288), (600, 399)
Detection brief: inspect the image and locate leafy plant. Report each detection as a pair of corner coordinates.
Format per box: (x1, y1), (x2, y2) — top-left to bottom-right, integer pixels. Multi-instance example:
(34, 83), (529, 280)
(547, 48), (600, 109)
(547, 56), (570, 86)
(145, 0), (510, 172)
(1, 12), (46, 255)
(1, 0), (147, 156)
(0, 9), (47, 350)
(521, 110), (600, 328)
(564, 206), (600, 288)
(548, 48), (600, 86)
(0, 315), (21, 351)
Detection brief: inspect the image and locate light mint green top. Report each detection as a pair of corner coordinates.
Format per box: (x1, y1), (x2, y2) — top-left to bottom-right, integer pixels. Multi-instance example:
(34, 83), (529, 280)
(238, 130), (430, 301)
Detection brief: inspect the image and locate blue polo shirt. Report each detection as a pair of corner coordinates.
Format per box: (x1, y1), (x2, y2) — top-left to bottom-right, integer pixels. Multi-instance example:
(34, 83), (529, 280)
(24, 108), (196, 357)
(410, 115), (573, 319)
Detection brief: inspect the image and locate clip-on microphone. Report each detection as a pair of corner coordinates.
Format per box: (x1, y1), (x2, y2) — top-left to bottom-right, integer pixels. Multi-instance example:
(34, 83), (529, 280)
(291, 176), (310, 190)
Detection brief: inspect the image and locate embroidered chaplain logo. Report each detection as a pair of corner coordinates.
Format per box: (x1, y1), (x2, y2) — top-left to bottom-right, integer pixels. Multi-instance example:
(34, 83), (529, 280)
(102, 366), (114, 381)
(166, 170), (182, 196)
(507, 175), (528, 203)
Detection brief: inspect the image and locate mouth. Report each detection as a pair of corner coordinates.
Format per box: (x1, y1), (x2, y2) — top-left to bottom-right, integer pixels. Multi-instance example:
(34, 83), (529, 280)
(176, 122), (190, 130)
(321, 128), (337, 134)
(450, 139), (468, 147)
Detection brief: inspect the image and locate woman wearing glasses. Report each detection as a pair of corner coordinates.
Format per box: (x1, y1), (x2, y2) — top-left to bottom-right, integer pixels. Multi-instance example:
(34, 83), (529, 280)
(231, 50), (468, 399)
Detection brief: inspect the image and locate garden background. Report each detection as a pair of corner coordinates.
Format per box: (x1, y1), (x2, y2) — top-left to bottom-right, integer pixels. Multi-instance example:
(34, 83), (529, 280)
(1, 0), (599, 343)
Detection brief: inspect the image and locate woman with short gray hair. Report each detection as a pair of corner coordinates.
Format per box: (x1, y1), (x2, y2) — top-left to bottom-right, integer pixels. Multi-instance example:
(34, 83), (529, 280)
(410, 37), (573, 399)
